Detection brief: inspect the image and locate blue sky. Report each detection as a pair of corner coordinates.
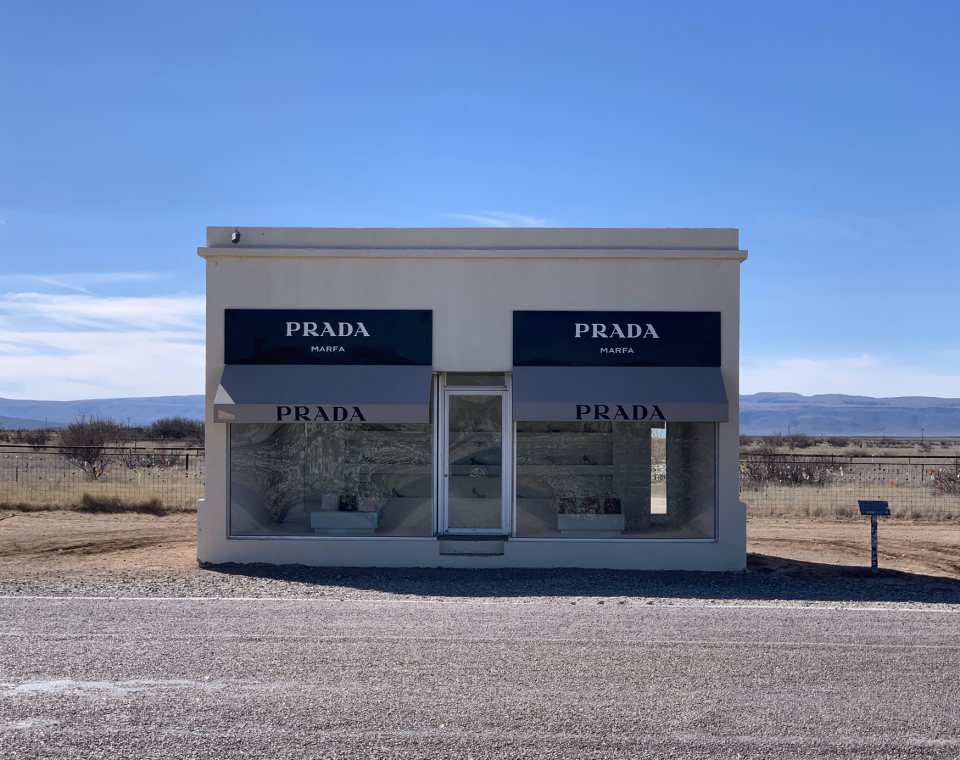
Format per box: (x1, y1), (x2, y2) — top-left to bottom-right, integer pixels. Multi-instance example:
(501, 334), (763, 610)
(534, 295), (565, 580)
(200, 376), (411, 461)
(1, 1), (958, 400)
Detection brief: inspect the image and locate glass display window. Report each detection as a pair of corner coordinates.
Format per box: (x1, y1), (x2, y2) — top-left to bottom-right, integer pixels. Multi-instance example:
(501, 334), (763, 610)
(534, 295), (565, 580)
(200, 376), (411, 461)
(229, 422), (434, 537)
(515, 421), (716, 539)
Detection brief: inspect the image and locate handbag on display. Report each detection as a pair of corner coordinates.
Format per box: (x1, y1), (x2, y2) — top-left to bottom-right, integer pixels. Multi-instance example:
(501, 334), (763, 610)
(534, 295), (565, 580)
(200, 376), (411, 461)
(339, 493), (358, 512)
(579, 496), (600, 514)
(603, 492), (622, 514)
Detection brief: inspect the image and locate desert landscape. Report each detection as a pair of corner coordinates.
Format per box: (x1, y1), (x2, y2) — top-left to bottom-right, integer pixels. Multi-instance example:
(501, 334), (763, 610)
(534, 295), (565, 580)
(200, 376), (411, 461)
(1, 510), (959, 581)
(1, 431), (958, 579)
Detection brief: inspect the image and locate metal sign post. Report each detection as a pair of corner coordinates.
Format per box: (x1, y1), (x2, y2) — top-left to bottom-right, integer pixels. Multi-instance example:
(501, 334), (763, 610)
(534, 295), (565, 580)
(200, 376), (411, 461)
(858, 501), (890, 574)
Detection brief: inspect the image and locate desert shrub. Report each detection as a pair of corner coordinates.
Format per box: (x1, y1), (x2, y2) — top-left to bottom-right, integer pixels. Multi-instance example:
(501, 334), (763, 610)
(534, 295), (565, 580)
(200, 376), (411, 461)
(929, 462), (960, 495)
(785, 431), (814, 450)
(739, 435), (754, 447)
(122, 450), (193, 470)
(0, 501), (61, 512)
(148, 416), (204, 443)
(58, 414), (122, 479)
(73, 493), (171, 516)
(741, 446), (835, 486)
(827, 436), (850, 448)
(919, 440), (933, 452)
(14, 429), (50, 448)
(765, 432), (784, 447)
(114, 424), (147, 443)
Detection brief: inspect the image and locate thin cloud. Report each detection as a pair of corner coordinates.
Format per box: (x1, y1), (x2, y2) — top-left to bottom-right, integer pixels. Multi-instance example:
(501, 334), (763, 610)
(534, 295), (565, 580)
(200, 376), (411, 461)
(0, 292), (204, 399)
(442, 211), (551, 227)
(755, 213), (896, 243)
(0, 272), (166, 294)
(0, 292), (204, 332)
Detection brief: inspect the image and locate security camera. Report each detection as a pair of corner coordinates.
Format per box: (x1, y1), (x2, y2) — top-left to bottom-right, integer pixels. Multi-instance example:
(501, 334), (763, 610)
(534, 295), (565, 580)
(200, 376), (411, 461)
(231, 229), (241, 244)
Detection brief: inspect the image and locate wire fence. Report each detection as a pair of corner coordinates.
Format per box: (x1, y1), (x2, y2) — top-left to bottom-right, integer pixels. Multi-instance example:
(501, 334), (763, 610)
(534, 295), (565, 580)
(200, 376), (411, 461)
(5, 445), (958, 519)
(0, 444), (205, 512)
(740, 453), (960, 520)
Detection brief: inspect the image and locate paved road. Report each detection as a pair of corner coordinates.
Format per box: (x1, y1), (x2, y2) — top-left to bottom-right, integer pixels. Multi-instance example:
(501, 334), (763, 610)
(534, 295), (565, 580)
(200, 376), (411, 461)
(1, 596), (958, 759)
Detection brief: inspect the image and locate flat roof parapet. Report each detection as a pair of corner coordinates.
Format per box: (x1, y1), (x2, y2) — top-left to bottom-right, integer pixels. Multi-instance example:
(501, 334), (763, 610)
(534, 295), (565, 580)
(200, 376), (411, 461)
(200, 227), (746, 261)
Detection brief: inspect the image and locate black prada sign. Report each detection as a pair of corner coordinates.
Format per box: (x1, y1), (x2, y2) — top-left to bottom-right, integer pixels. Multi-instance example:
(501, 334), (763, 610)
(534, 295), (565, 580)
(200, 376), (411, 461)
(224, 309), (432, 365)
(513, 311), (720, 367)
(575, 404), (665, 421)
(276, 405), (367, 422)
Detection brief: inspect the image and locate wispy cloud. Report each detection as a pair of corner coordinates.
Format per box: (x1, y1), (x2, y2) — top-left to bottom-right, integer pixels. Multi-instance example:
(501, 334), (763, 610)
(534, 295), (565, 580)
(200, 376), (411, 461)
(756, 213), (896, 242)
(741, 354), (960, 398)
(0, 292), (204, 399)
(0, 272), (166, 295)
(0, 292), (202, 331)
(442, 211), (551, 227)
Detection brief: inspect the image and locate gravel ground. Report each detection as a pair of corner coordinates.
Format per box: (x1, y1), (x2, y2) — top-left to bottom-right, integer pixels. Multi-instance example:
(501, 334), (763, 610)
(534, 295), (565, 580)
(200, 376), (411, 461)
(3, 516), (958, 756)
(0, 559), (958, 608)
(1, 593), (958, 759)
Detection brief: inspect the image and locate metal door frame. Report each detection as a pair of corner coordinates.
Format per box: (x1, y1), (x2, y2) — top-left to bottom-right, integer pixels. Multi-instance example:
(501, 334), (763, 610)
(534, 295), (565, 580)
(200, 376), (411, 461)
(437, 378), (512, 536)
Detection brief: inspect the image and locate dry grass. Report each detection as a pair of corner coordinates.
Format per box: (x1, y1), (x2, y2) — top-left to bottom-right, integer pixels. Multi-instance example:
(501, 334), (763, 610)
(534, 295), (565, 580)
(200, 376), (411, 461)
(0, 492), (194, 516)
(741, 482), (960, 522)
(0, 449), (203, 513)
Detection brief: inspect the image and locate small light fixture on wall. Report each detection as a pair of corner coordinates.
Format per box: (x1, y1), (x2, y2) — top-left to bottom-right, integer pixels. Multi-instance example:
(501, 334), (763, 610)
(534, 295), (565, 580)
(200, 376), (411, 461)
(231, 227), (241, 244)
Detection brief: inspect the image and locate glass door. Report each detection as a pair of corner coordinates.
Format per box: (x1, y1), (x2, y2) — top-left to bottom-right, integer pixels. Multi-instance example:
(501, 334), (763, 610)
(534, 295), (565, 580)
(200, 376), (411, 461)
(440, 390), (509, 534)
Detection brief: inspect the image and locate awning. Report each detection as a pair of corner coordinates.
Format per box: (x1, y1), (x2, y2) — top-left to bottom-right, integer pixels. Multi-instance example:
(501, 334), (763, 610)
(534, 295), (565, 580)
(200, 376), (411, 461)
(512, 366), (728, 422)
(213, 365), (432, 423)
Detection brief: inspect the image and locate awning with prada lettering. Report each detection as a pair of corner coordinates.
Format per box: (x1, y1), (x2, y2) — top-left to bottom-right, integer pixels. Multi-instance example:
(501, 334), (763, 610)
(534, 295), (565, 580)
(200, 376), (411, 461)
(512, 366), (728, 422)
(213, 365), (432, 424)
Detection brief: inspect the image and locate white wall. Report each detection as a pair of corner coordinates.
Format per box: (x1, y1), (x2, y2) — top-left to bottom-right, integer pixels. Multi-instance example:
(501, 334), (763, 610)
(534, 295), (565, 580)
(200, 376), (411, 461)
(199, 228), (747, 570)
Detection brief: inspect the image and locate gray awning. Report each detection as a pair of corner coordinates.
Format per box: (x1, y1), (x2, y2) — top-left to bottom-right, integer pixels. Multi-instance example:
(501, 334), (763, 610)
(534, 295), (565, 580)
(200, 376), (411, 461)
(213, 365), (432, 423)
(512, 366), (728, 422)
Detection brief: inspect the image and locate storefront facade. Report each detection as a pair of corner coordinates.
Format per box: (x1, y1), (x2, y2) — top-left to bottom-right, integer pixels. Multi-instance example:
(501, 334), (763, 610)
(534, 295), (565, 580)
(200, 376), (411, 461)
(198, 227), (748, 569)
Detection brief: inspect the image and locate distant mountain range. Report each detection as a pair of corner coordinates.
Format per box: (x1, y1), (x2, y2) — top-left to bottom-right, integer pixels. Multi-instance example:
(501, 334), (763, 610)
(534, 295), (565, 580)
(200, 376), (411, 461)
(740, 393), (960, 437)
(0, 395), (205, 430)
(2, 392), (959, 436)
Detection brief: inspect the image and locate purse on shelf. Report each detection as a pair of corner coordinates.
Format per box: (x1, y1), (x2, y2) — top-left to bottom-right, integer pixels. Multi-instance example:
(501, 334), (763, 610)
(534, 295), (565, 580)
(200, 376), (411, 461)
(603, 492), (622, 514)
(579, 496), (600, 514)
(338, 493), (358, 512)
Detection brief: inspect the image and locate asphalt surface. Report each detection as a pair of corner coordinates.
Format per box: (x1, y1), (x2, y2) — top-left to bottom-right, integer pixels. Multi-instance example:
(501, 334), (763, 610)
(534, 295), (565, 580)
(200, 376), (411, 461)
(1, 573), (959, 759)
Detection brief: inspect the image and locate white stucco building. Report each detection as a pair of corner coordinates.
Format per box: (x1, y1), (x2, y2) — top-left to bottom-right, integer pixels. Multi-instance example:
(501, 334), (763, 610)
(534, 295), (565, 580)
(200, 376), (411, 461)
(198, 227), (748, 569)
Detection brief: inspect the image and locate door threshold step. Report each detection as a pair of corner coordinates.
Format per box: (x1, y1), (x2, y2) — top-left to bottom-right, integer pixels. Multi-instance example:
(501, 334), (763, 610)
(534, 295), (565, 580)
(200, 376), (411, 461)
(438, 534), (509, 541)
(439, 539), (505, 556)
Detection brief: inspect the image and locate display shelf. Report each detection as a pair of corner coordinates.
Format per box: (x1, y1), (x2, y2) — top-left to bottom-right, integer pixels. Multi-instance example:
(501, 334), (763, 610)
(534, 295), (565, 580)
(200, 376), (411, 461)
(450, 465), (502, 476)
(516, 465), (613, 475)
(339, 464), (431, 473)
(557, 513), (626, 536)
(310, 507), (383, 534)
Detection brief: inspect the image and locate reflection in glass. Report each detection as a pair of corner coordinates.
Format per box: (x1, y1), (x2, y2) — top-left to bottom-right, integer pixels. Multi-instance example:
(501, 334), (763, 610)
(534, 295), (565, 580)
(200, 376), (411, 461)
(446, 394), (502, 530)
(651, 424), (666, 514)
(230, 422), (433, 537)
(515, 422), (715, 539)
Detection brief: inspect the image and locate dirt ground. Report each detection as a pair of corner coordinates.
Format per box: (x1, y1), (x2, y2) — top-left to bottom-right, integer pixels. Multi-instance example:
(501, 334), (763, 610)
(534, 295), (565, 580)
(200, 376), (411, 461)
(1, 510), (959, 580)
(0, 511), (198, 577)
